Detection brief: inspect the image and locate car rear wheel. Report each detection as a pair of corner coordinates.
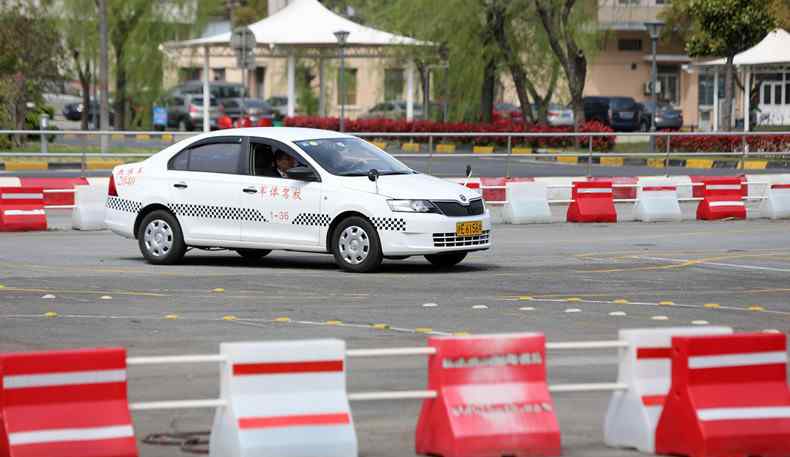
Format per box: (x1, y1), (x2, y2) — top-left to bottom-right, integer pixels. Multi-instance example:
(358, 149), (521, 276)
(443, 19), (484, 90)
(425, 252), (467, 268)
(138, 210), (186, 265)
(331, 216), (382, 273)
(236, 249), (271, 261)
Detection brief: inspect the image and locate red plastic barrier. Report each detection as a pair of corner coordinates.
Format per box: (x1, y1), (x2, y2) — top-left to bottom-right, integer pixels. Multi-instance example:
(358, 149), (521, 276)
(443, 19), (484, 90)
(690, 175), (746, 198)
(0, 187), (47, 232)
(591, 176), (637, 199)
(415, 333), (561, 457)
(566, 181), (617, 222)
(18, 178), (87, 207)
(480, 177), (507, 203)
(0, 347), (137, 457)
(696, 177), (746, 220)
(655, 332), (790, 457)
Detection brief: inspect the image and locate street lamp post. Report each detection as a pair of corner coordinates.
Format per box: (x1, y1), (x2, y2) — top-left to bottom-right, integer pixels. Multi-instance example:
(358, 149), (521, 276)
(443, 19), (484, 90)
(645, 21), (664, 153)
(334, 30), (350, 132)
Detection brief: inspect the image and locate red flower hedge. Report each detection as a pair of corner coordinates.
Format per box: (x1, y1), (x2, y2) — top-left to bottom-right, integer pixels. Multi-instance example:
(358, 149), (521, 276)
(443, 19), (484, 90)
(284, 117), (616, 151)
(657, 133), (790, 153)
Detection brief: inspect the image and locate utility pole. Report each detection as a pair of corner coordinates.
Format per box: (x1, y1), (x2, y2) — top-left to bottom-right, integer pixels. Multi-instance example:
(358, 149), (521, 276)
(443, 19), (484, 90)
(98, 0), (110, 153)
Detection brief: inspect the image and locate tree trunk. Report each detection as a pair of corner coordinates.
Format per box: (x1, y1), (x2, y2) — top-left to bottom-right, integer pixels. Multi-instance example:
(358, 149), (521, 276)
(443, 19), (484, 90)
(112, 34), (126, 130)
(722, 55), (734, 131)
(490, 0), (533, 123)
(480, 58), (496, 123)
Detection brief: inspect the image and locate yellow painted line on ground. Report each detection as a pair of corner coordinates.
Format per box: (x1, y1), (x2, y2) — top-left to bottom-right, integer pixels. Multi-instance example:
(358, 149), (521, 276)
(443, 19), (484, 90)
(111, 134), (125, 141)
(585, 251), (790, 274)
(453, 332), (470, 336)
(686, 159), (714, 169)
(557, 156), (577, 164)
(601, 157), (624, 167)
(325, 320), (342, 325)
(512, 146), (532, 155)
(370, 141), (387, 149)
(519, 296), (533, 301)
(565, 297), (582, 302)
(222, 315), (237, 321)
(402, 142), (420, 152)
(704, 303), (721, 309)
(274, 317), (291, 322)
(613, 299), (629, 304)
(86, 160), (124, 170)
(4, 161), (48, 171)
(748, 305), (766, 312)
(742, 160), (768, 170)
(436, 143), (456, 153)
(135, 133), (151, 141)
(371, 323), (390, 330)
(164, 314), (179, 320)
(212, 288), (225, 293)
(647, 159), (665, 168)
(415, 327), (433, 334)
(161, 133), (174, 142)
(473, 145), (495, 154)
(659, 300), (675, 306)
(44, 311), (58, 318)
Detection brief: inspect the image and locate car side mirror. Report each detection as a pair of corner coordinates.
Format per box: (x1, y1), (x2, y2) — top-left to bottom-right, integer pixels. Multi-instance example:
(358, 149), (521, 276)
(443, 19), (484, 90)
(287, 166), (319, 182)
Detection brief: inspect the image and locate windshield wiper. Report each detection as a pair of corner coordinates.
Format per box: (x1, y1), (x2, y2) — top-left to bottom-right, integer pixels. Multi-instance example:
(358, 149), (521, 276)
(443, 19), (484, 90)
(378, 171), (413, 175)
(336, 172), (369, 176)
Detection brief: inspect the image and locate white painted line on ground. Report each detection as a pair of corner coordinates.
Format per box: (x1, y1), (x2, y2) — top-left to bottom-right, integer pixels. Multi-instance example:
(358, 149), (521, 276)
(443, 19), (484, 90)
(640, 256), (790, 273)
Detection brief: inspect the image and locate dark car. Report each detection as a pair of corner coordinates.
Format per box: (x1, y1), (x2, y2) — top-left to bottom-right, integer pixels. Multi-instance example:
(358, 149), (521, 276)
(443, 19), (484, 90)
(492, 102), (523, 123)
(221, 98), (275, 124)
(638, 101), (683, 131)
(583, 96), (642, 132)
(63, 101), (115, 126)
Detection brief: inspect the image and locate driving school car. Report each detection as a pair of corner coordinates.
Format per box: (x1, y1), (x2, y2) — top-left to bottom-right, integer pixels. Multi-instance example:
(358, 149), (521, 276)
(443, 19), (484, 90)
(105, 127), (491, 272)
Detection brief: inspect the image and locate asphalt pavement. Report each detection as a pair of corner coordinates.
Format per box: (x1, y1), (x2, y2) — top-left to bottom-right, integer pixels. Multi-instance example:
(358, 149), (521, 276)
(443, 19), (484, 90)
(1, 213), (788, 456)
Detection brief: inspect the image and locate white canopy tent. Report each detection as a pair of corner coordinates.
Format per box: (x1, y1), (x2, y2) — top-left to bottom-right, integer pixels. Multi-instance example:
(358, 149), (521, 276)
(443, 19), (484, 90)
(695, 29), (790, 131)
(163, 0), (429, 131)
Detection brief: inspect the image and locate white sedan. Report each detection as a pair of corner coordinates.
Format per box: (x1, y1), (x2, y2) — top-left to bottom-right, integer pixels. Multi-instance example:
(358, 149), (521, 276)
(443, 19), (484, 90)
(105, 128), (491, 272)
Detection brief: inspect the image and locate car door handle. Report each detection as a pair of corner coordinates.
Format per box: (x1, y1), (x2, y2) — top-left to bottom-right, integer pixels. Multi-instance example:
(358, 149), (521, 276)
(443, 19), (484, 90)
(242, 187), (258, 194)
(173, 182), (188, 189)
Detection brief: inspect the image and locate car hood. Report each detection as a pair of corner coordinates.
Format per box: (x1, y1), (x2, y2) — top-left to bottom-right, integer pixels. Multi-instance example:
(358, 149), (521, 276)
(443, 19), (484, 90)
(335, 173), (480, 201)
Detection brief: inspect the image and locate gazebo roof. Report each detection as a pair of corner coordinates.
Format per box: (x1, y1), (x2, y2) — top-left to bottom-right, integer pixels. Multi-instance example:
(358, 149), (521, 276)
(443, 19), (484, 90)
(697, 29), (790, 67)
(168, 0), (425, 49)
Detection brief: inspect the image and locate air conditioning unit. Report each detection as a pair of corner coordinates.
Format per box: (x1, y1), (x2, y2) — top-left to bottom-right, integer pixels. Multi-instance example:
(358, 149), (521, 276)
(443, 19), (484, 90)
(643, 81), (663, 96)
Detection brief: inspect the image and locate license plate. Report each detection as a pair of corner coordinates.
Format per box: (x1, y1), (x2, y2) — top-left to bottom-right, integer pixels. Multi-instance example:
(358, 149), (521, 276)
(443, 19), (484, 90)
(456, 221), (482, 236)
(619, 112), (634, 120)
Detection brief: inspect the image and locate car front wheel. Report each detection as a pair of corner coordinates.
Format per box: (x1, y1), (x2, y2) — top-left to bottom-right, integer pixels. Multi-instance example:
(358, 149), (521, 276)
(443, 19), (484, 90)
(425, 252), (467, 269)
(331, 216), (383, 273)
(138, 210), (186, 265)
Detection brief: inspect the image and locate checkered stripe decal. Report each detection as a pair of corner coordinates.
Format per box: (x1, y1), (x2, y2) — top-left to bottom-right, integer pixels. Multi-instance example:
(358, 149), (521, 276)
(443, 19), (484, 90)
(292, 213), (331, 227)
(371, 217), (406, 231)
(168, 203), (267, 222)
(106, 197), (142, 213)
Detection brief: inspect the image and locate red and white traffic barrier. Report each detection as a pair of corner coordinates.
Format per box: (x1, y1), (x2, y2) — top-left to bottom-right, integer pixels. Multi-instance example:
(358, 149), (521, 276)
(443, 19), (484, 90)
(505, 181), (552, 224)
(655, 332), (790, 457)
(0, 347), (137, 457)
(209, 340), (357, 457)
(603, 326), (732, 453)
(634, 178), (682, 222)
(760, 183), (790, 219)
(0, 187), (47, 232)
(696, 177), (747, 220)
(566, 181), (617, 223)
(415, 333), (561, 457)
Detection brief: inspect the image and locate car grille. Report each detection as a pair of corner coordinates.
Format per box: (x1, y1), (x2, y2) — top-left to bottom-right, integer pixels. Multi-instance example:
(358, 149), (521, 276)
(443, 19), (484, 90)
(433, 230), (491, 248)
(433, 199), (484, 217)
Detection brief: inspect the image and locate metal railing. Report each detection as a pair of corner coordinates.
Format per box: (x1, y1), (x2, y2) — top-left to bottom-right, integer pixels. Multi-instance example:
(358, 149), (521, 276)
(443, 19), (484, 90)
(3, 129), (790, 178)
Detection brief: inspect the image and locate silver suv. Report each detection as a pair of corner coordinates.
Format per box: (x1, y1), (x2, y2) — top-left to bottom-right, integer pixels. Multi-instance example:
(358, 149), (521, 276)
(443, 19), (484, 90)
(163, 94), (220, 131)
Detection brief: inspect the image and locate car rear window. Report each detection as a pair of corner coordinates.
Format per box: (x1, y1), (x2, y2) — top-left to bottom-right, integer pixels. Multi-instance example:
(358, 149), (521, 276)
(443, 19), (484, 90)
(610, 98), (636, 110)
(192, 97), (219, 107)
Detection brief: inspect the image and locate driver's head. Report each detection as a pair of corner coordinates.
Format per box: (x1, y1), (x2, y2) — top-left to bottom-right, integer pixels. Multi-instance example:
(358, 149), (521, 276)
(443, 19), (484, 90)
(274, 150), (296, 173)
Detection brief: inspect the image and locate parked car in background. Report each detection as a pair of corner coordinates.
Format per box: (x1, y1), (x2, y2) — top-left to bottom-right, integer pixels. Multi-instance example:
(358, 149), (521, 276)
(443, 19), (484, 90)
(160, 94), (220, 131)
(266, 96), (290, 119)
(172, 80), (247, 99)
(583, 96), (642, 132)
(221, 98), (275, 125)
(63, 100), (115, 126)
(361, 101), (425, 119)
(546, 103), (574, 127)
(638, 101), (683, 131)
(492, 102), (523, 123)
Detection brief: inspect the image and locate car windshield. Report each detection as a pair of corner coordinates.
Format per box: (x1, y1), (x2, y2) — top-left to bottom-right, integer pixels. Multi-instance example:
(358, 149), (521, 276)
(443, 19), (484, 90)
(294, 137), (414, 176)
(610, 98), (636, 110)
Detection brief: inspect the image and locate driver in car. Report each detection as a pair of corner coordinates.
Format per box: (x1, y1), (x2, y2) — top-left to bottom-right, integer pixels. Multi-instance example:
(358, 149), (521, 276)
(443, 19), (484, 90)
(273, 149), (297, 178)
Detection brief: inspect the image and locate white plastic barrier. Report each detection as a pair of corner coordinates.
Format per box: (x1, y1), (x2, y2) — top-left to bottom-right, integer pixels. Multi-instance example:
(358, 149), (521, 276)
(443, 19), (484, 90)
(760, 183), (790, 219)
(634, 178), (682, 222)
(209, 339), (357, 457)
(71, 185), (107, 230)
(505, 181), (552, 224)
(603, 326), (733, 453)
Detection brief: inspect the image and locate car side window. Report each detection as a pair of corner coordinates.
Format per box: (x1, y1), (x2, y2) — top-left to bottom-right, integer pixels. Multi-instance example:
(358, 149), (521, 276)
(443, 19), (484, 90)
(168, 140), (242, 174)
(169, 150), (188, 170)
(249, 140), (315, 181)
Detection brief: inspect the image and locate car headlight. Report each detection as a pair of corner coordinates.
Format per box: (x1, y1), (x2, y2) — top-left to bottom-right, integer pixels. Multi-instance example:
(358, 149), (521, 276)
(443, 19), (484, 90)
(387, 199), (439, 213)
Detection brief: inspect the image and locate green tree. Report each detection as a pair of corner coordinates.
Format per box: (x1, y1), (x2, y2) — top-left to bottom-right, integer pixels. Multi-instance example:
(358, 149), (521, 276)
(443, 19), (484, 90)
(0, 2), (64, 145)
(61, 0), (98, 130)
(533, 0), (599, 127)
(663, 0), (776, 130)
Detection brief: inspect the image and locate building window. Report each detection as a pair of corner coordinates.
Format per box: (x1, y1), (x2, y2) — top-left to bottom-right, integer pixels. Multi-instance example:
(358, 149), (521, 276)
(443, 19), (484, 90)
(337, 68), (357, 106)
(178, 67), (200, 82)
(254, 67), (266, 98)
(657, 64), (679, 105)
(212, 68), (226, 81)
(384, 68), (404, 101)
(698, 73), (725, 106)
(618, 39), (643, 51)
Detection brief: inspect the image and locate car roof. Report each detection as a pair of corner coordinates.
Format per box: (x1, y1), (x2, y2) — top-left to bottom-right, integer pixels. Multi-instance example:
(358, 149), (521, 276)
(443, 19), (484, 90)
(194, 127), (354, 143)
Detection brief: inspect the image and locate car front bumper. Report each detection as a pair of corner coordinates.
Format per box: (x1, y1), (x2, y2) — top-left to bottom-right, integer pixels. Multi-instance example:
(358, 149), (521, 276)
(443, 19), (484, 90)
(377, 211), (492, 256)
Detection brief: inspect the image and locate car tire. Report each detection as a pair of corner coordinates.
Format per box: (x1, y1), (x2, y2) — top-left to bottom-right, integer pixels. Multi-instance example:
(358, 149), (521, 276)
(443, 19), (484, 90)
(331, 216), (383, 273)
(236, 249), (271, 261)
(425, 252), (467, 269)
(138, 210), (186, 265)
